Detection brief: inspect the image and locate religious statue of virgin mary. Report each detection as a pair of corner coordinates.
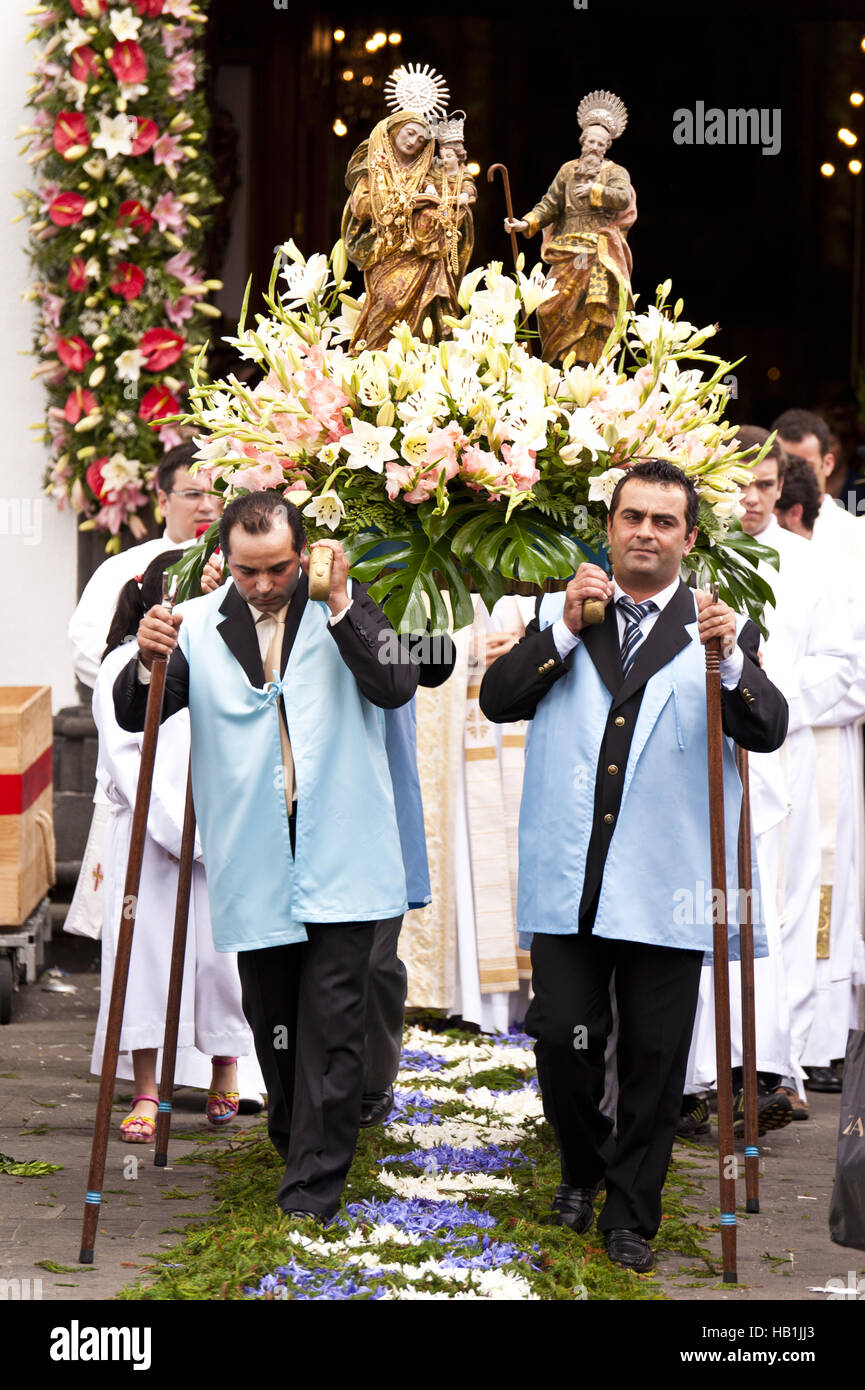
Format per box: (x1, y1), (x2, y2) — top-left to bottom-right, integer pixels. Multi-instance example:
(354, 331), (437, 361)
(341, 65), (463, 352)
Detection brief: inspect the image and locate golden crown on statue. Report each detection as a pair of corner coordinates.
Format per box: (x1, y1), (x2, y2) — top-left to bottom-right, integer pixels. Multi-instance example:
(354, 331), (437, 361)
(576, 89), (628, 139)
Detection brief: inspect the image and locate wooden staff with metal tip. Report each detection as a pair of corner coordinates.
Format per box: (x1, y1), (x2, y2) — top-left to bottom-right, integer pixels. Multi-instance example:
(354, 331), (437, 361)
(79, 572), (179, 1264)
(704, 581), (737, 1283)
(736, 743), (760, 1213)
(153, 756), (196, 1168)
(487, 163), (520, 272)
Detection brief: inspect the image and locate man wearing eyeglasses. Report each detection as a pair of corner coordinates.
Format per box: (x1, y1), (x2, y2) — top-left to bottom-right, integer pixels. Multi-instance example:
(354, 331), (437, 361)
(68, 441), (220, 688)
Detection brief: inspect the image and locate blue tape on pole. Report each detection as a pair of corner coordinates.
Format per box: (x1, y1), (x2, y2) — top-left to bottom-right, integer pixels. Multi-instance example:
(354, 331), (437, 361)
(157, 1101), (172, 1112)
(85, 1191), (101, 1204)
(744, 1146), (759, 1157)
(720, 1213), (737, 1225)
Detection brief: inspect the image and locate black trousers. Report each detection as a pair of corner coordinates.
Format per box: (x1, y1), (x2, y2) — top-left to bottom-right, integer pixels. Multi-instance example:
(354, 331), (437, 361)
(363, 914), (407, 1095)
(236, 920), (376, 1218)
(526, 932), (703, 1238)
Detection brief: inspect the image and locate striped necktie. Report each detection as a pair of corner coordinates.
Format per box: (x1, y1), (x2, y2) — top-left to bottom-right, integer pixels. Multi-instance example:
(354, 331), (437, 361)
(617, 596), (658, 676)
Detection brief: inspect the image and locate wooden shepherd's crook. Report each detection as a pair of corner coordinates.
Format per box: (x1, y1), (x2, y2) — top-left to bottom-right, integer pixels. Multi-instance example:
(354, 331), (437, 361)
(704, 582), (737, 1283)
(79, 574), (178, 1264)
(736, 744), (760, 1214)
(487, 163), (520, 273)
(154, 758), (197, 1167)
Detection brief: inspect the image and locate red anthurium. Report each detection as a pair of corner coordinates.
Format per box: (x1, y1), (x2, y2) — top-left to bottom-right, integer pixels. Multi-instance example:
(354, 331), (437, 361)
(131, 117), (158, 155)
(64, 387), (98, 424)
(139, 384), (180, 423)
(85, 457), (108, 500)
(110, 261), (146, 301)
(57, 336), (94, 372)
(130, 0), (164, 12)
(70, 46), (99, 84)
(49, 192), (87, 226)
(116, 199), (153, 234)
(67, 256), (89, 292)
(70, 0), (107, 14)
(107, 40), (147, 87)
(52, 111), (90, 160)
(139, 327), (185, 371)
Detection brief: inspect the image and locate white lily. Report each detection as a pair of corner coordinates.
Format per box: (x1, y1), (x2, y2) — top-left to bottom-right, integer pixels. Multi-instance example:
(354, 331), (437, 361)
(114, 348), (146, 383)
(281, 252), (331, 308)
(100, 452), (141, 492)
(62, 18), (91, 53)
(92, 113), (137, 161)
(457, 265), (486, 313)
(109, 6), (143, 40)
(303, 490), (345, 531)
(340, 418), (398, 473)
(587, 467), (627, 506)
(193, 435), (231, 465)
(353, 353), (391, 408)
(517, 263), (558, 316)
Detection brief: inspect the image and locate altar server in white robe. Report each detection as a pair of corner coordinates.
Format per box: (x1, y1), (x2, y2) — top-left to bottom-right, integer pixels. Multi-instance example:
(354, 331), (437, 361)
(65, 442), (218, 943)
(90, 551), (261, 1141)
(774, 443), (865, 1092)
(685, 430), (854, 1124)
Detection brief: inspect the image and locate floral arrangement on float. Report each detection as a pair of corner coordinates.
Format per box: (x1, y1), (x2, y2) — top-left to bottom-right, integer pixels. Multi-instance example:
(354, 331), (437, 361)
(18, 0), (219, 551)
(172, 239), (778, 631)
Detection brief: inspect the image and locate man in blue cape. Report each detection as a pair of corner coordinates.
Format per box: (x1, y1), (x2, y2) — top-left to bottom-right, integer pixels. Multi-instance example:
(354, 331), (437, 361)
(114, 490), (423, 1220)
(480, 459), (789, 1272)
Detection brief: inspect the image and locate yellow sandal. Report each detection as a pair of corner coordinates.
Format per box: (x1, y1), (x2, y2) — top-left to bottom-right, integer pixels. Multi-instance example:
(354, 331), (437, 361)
(120, 1094), (158, 1144)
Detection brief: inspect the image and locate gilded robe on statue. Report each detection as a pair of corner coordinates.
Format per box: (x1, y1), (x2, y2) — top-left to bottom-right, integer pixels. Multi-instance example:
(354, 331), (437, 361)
(342, 111), (462, 352)
(522, 157), (634, 365)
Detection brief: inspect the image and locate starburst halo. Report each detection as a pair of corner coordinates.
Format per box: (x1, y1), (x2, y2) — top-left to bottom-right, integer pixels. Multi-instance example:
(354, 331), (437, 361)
(384, 63), (450, 120)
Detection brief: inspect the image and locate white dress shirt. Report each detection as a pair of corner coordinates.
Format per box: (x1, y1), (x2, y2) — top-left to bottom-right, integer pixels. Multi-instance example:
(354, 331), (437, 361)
(550, 573), (745, 688)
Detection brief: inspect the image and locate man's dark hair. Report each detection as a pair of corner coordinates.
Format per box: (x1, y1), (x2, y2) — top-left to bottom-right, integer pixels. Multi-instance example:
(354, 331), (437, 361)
(776, 455), (820, 532)
(219, 489), (305, 558)
(734, 425), (787, 481)
(608, 458), (699, 533)
(770, 408), (830, 457)
(156, 441), (198, 495)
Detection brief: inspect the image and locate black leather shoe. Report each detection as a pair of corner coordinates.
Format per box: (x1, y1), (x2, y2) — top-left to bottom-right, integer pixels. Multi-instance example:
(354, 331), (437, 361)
(803, 1066), (842, 1093)
(550, 1183), (599, 1234)
(359, 1086), (394, 1128)
(605, 1229), (655, 1272)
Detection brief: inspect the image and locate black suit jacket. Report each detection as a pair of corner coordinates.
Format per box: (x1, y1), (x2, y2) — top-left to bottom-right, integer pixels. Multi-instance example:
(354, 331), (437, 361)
(479, 580), (789, 927)
(113, 575), (426, 734)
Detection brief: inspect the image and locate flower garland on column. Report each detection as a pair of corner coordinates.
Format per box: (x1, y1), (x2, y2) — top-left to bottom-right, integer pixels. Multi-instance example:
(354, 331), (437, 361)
(18, 0), (220, 552)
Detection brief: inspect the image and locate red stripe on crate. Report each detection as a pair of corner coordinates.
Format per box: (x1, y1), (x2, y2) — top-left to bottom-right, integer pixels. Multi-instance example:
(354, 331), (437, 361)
(0, 746), (53, 814)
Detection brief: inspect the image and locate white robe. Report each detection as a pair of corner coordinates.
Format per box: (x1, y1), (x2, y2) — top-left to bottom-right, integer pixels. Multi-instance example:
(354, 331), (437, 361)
(68, 532), (197, 691)
(804, 499), (865, 1063)
(64, 532), (197, 942)
(89, 642), (263, 1097)
(686, 518), (854, 1089)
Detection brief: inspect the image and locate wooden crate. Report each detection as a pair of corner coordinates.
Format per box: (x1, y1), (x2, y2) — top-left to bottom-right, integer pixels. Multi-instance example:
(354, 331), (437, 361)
(0, 687), (55, 924)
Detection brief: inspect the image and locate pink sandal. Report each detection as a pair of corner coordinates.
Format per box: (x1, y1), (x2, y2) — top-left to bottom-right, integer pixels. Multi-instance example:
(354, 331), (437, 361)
(120, 1094), (159, 1144)
(206, 1056), (239, 1127)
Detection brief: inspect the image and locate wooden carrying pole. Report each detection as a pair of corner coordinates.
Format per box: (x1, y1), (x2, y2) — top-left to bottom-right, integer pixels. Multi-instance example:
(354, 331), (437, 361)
(78, 650), (170, 1263)
(736, 744), (760, 1213)
(154, 758), (196, 1167)
(704, 589), (737, 1283)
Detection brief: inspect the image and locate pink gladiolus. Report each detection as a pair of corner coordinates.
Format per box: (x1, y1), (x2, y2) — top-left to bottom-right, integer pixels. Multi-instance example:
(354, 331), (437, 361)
(165, 295), (195, 328)
(157, 421), (186, 450)
(501, 441), (540, 489)
(153, 133), (183, 168)
(161, 21), (193, 56)
(169, 51), (196, 98)
(151, 191), (186, 233)
(41, 291), (65, 327)
(384, 461), (417, 501)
